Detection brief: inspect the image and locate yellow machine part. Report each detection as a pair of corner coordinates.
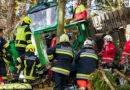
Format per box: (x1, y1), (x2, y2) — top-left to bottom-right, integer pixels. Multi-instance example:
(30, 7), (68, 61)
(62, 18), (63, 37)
(0, 83), (32, 89)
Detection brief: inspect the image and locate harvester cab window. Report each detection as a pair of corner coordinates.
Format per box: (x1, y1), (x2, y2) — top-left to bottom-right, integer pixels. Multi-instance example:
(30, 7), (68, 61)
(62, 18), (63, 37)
(28, 6), (57, 31)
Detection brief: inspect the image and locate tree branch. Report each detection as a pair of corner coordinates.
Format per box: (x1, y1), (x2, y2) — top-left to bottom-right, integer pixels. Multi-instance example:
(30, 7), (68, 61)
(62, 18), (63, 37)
(99, 67), (115, 90)
(114, 69), (130, 82)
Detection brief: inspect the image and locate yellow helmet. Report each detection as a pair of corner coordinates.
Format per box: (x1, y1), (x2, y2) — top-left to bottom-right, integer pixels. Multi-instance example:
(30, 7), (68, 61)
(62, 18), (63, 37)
(59, 34), (69, 42)
(26, 44), (35, 52)
(23, 16), (32, 24)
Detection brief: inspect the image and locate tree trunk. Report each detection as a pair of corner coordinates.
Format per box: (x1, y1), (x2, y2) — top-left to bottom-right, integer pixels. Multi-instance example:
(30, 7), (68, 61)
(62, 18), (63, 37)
(117, 0), (121, 8)
(6, 0), (16, 40)
(56, 0), (66, 43)
(113, 0), (116, 8)
(129, 0), (130, 7)
(0, 1), (7, 28)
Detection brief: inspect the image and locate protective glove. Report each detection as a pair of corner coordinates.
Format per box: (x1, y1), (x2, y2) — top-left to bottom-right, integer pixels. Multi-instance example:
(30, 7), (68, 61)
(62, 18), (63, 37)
(39, 68), (49, 78)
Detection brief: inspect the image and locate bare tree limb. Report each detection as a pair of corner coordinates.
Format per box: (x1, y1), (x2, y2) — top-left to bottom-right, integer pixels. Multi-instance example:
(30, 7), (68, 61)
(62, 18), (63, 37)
(114, 69), (130, 82)
(99, 67), (115, 90)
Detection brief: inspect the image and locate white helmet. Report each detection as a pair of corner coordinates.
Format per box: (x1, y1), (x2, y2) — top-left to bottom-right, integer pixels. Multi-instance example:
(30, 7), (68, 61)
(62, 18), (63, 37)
(104, 35), (113, 42)
(84, 39), (93, 46)
(73, 0), (79, 4)
(73, 0), (79, 8)
(59, 34), (69, 42)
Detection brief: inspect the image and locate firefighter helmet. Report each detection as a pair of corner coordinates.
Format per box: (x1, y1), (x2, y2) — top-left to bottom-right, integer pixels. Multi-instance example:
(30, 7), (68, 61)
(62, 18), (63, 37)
(73, 0), (80, 8)
(23, 16), (32, 24)
(104, 35), (113, 42)
(73, 0), (79, 4)
(26, 44), (35, 52)
(84, 39), (93, 46)
(59, 34), (69, 42)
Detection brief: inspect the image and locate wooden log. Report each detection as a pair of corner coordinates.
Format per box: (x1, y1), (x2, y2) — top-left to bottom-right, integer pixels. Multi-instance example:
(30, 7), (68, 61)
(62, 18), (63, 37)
(125, 8), (129, 24)
(127, 7), (130, 24)
(99, 67), (115, 90)
(102, 13), (107, 31)
(104, 13), (109, 30)
(92, 17), (96, 28)
(109, 11), (116, 29)
(107, 12), (114, 30)
(112, 10), (117, 28)
(92, 17), (101, 31)
(96, 16), (102, 31)
(113, 10), (122, 28)
(114, 69), (130, 82)
(100, 14), (105, 31)
(118, 8), (127, 27)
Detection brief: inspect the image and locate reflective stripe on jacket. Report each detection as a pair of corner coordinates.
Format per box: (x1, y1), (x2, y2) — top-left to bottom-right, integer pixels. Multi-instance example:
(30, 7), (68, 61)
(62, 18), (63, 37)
(101, 43), (115, 63)
(0, 37), (11, 63)
(0, 37), (10, 52)
(47, 42), (73, 76)
(75, 4), (87, 21)
(75, 46), (98, 80)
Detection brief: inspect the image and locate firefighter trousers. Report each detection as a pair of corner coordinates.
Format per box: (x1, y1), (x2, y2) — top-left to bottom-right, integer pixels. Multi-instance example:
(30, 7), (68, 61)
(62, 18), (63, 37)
(54, 72), (69, 90)
(0, 60), (7, 81)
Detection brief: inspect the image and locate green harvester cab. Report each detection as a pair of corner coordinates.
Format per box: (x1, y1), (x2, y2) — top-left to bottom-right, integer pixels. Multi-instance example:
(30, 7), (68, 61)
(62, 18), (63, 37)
(26, 1), (89, 66)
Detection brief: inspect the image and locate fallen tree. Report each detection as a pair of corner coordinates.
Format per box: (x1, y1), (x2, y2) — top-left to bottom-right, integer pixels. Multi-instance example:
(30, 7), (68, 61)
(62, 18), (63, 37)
(89, 67), (130, 90)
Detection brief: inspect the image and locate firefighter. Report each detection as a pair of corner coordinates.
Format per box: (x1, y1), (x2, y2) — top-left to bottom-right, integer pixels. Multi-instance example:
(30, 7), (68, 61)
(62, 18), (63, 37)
(75, 39), (98, 90)
(71, 0), (87, 23)
(14, 44), (44, 83)
(49, 34), (56, 83)
(0, 28), (11, 82)
(14, 16), (32, 57)
(121, 40), (130, 78)
(98, 35), (115, 69)
(47, 34), (73, 90)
